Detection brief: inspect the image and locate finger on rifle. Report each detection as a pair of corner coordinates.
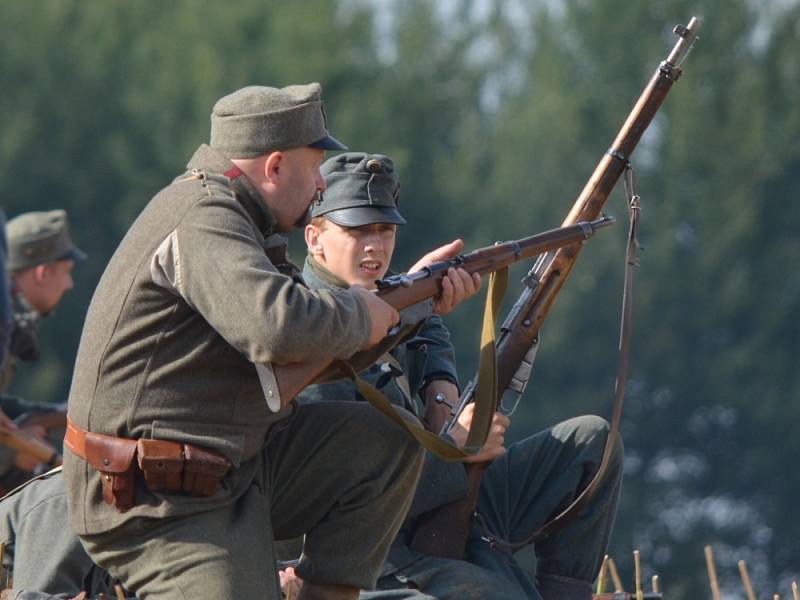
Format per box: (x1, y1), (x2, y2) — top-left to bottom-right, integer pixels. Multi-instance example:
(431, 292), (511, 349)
(493, 412), (511, 429)
(448, 267), (467, 304)
(408, 239), (465, 273)
(433, 273), (455, 315)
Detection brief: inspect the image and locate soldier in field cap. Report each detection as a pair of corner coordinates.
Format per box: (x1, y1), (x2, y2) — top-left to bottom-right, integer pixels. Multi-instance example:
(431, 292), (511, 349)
(63, 83), (479, 600)
(4, 210), (85, 377)
(285, 152), (622, 600)
(0, 209), (84, 494)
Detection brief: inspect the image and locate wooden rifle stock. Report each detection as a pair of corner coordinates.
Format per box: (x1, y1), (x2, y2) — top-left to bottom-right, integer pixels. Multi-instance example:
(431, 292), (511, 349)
(0, 426), (62, 466)
(409, 17), (701, 559)
(273, 218), (613, 404)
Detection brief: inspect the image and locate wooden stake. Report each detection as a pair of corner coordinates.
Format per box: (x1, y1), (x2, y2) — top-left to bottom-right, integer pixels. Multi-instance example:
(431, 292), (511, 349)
(738, 559), (756, 600)
(704, 545), (721, 600)
(607, 557), (624, 593)
(652, 574), (660, 593)
(792, 581), (799, 600)
(0, 542), (4, 589)
(634, 550), (643, 600)
(596, 555), (609, 594)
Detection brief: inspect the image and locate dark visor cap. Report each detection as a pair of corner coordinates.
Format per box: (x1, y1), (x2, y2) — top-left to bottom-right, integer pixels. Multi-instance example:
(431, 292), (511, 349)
(324, 205), (406, 227)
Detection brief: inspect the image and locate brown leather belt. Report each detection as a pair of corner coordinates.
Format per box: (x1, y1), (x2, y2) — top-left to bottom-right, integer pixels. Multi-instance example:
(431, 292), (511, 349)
(65, 417), (231, 512)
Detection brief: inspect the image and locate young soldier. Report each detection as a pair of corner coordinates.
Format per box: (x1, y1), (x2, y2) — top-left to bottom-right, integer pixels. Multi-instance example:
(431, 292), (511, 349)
(0, 210), (83, 490)
(62, 84), (477, 600)
(292, 152), (624, 600)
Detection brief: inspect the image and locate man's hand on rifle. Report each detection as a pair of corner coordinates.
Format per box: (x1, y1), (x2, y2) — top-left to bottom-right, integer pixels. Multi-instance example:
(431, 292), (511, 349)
(449, 403), (510, 464)
(408, 239), (481, 315)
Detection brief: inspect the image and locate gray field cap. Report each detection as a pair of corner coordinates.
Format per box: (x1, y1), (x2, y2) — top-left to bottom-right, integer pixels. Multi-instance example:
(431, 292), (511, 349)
(6, 209), (87, 271)
(313, 153), (406, 227)
(210, 83), (347, 157)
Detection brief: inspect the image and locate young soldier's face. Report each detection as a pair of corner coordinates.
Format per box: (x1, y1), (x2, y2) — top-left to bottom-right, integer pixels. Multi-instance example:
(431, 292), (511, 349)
(308, 220), (397, 288)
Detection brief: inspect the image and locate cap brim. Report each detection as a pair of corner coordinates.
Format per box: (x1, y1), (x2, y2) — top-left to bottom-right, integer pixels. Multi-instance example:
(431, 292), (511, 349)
(309, 134), (348, 151)
(325, 206), (406, 227)
(57, 247), (87, 263)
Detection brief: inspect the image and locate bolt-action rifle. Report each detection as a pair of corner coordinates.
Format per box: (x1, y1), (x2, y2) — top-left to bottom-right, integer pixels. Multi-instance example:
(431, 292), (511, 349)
(408, 17), (701, 559)
(273, 218), (614, 404)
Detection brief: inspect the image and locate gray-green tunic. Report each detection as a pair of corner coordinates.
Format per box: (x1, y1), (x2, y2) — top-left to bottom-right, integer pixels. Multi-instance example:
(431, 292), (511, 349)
(63, 144), (423, 598)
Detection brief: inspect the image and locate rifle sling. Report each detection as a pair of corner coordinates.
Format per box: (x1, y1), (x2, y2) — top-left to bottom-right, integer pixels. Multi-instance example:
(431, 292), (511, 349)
(346, 266), (510, 461)
(482, 167), (640, 550)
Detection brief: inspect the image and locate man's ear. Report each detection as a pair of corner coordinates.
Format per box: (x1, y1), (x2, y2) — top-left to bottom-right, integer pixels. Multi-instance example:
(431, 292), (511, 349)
(304, 224), (324, 257)
(32, 263), (50, 284)
(263, 151), (283, 184)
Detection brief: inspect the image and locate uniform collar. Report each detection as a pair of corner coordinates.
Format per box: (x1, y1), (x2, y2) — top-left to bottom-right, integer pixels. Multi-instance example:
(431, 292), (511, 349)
(10, 285), (41, 321)
(185, 144), (275, 237)
(302, 255), (349, 291)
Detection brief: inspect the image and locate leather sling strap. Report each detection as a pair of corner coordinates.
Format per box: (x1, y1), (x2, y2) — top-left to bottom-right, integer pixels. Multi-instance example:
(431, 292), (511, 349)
(350, 266), (510, 461)
(482, 165), (641, 549)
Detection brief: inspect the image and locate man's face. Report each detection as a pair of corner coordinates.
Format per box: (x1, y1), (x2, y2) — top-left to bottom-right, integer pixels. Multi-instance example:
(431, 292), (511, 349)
(27, 259), (75, 314)
(272, 147), (326, 233)
(310, 220), (397, 288)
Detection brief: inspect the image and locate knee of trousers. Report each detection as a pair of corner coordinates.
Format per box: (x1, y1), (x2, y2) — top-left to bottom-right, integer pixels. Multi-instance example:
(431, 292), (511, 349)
(554, 415), (624, 461)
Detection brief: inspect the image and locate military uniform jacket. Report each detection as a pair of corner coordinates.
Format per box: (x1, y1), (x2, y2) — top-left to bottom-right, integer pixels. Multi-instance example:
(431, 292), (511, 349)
(0, 289), (41, 393)
(64, 144), (372, 535)
(298, 258), (469, 574)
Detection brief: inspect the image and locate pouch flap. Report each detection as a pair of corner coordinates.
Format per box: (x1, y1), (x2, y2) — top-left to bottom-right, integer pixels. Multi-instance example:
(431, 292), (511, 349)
(84, 433), (138, 474)
(184, 444), (231, 476)
(137, 439), (184, 473)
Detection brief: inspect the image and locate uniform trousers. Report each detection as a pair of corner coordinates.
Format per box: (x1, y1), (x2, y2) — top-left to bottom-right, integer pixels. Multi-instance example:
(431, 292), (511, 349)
(360, 415), (623, 600)
(79, 401), (424, 599)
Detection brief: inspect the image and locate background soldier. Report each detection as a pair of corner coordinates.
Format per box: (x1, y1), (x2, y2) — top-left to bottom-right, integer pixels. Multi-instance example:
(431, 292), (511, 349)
(0, 209), (83, 491)
(291, 152), (624, 600)
(63, 84), (476, 600)
(0, 468), (121, 599)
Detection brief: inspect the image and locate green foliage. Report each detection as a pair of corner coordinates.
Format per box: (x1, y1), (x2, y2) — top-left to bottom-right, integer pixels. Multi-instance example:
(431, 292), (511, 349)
(2, 0), (799, 595)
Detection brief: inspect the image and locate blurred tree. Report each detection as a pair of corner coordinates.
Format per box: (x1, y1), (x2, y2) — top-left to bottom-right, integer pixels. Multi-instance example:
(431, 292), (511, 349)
(1, 0), (799, 595)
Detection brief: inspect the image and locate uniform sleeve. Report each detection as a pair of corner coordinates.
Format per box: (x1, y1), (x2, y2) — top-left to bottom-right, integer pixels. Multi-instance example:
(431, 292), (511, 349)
(412, 315), (459, 390)
(153, 194), (372, 364)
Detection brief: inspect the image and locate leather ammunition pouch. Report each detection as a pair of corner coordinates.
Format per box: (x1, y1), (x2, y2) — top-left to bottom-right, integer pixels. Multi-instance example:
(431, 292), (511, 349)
(65, 418), (231, 512)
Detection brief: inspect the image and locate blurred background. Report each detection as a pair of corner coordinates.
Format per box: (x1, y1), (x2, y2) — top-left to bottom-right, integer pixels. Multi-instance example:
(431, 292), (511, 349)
(1, 0), (798, 596)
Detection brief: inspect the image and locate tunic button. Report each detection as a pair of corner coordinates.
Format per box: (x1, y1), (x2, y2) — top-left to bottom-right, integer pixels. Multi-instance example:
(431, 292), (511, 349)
(103, 458), (110, 466)
(267, 389), (274, 397)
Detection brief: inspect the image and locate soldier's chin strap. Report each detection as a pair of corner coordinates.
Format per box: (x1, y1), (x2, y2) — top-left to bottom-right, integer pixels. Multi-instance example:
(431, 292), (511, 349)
(479, 163), (642, 550)
(342, 266), (509, 461)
